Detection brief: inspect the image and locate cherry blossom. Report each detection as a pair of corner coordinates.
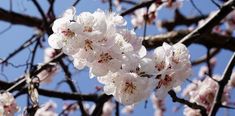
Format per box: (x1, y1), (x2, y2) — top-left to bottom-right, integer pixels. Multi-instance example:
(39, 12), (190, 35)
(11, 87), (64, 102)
(48, 7), (193, 106)
(153, 43), (192, 99)
(97, 71), (155, 105)
(0, 92), (19, 116)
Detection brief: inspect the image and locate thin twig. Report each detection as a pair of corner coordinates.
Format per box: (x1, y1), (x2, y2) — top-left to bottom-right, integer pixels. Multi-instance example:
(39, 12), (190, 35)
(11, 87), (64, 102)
(58, 59), (88, 116)
(120, 0), (155, 16)
(190, 0), (204, 16)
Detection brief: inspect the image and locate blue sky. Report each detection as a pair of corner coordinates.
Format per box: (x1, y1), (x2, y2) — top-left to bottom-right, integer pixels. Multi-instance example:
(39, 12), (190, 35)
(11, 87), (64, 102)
(0, 0), (234, 115)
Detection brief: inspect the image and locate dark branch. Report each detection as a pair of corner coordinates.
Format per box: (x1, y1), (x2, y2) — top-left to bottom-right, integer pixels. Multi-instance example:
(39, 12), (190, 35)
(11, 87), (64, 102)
(120, 0), (155, 16)
(0, 8), (43, 28)
(209, 52), (235, 116)
(58, 59), (88, 116)
(179, 0), (235, 44)
(143, 30), (235, 51)
(168, 90), (207, 116)
(91, 94), (112, 116)
(160, 13), (206, 31)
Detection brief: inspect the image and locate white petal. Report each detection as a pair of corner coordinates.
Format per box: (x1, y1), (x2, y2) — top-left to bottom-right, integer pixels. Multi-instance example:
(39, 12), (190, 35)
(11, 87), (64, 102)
(48, 34), (63, 49)
(138, 46), (147, 58)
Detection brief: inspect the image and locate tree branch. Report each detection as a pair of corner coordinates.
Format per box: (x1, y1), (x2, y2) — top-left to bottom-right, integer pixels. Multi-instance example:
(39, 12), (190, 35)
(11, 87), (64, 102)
(143, 30), (235, 51)
(0, 7), (43, 28)
(120, 0), (155, 16)
(168, 90), (207, 116)
(209, 52), (235, 116)
(160, 11), (206, 31)
(179, 0), (235, 44)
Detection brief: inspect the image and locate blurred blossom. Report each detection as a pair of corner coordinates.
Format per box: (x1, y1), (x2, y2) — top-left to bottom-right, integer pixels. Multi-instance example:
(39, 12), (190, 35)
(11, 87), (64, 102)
(121, 105), (134, 115)
(35, 100), (57, 116)
(0, 92), (19, 116)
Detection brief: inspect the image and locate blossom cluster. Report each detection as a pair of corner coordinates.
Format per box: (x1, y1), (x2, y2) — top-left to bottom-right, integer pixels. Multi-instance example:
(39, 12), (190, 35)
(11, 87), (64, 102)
(182, 76), (230, 115)
(48, 7), (192, 105)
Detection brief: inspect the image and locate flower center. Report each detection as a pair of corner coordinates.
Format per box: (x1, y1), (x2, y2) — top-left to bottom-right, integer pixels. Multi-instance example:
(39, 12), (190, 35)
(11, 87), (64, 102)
(155, 61), (165, 71)
(98, 53), (113, 63)
(62, 29), (75, 38)
(124, 81), (136, 94)
(156, 75), (172, 89)
(83, 26), (93, 32)
(84, 39), (93, 51)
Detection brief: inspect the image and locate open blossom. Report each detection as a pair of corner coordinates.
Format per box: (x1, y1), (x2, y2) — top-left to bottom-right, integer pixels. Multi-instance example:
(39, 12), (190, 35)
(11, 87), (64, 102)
(153, 43), (192, 99)
(35, 100), (57, 116)
(0, 92), (19, 116)
(48, 7), (81, 55)
(98, 71), (155, 105)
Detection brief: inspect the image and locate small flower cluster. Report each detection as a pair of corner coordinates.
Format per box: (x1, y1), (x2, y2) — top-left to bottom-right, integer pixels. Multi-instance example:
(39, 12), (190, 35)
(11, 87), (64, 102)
(0, 92), (19, 116)
(48, 7), (192, 105)
(182, 76), (230, 115)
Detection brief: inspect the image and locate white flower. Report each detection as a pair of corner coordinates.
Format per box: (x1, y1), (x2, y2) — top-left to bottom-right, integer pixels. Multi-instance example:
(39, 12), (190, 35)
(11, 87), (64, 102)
(118, 29), (146, 57)
(76, 10), (107, 37)
(153, 43), (192, 99)
(89, 45), (124, 77)
(48, 7), (81, 55)
(98, 71), (155, 105)
(0, 92), (19, 116)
